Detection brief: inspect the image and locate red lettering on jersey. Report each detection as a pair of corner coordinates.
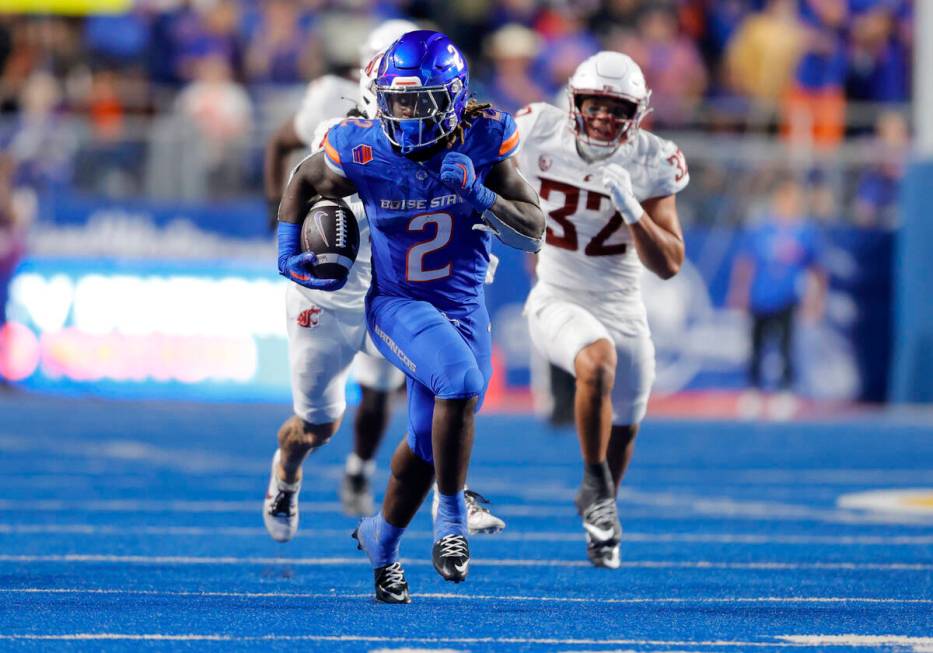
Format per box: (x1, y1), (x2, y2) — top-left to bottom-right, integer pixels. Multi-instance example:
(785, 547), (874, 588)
(539, 178), (628, 257)
(666, 148), (688, 182)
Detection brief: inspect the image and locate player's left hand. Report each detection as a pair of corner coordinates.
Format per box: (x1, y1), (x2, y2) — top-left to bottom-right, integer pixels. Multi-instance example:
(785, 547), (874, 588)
(602, 163), (644, 225)
(439, 151), (497, 212)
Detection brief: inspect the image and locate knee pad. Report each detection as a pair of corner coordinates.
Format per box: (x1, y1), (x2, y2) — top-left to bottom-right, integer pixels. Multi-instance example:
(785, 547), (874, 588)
(437, 364), (485, 399)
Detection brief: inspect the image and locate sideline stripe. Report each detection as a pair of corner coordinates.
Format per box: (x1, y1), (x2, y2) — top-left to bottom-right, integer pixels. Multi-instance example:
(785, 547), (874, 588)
(1, 524), (931, 546)
(2, 588), (930, 605)
(0, 554), (927, 571)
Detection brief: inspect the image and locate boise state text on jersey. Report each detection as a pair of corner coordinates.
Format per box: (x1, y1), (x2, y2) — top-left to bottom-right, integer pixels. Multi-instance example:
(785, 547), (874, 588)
(322, 109), (519, 309)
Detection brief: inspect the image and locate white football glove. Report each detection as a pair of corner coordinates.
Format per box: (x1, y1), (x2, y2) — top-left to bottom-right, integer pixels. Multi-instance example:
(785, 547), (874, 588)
(602, 163), (643, 225)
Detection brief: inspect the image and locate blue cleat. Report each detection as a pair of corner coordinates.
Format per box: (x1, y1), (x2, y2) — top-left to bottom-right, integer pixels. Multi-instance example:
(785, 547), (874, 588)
(352, 517), (410, 604)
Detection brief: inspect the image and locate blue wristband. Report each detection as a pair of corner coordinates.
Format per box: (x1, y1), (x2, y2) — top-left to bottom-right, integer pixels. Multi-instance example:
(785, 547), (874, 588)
(277, 222), (301, 275)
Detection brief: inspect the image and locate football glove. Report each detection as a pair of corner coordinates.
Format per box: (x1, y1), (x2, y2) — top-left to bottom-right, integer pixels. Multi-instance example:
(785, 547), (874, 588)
(277, 222), (347, 291)
(439, 151), (497, 212)
(602, 163), (644, 225)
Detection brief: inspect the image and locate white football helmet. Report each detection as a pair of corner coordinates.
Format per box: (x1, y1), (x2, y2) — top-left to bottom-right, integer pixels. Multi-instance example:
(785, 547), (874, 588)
(358, 19), (418, 120)
(568, 51), (651, 161)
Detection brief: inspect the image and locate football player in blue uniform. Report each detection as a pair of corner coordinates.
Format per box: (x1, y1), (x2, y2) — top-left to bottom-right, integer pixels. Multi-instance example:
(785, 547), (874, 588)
(276, 30), (545, 603)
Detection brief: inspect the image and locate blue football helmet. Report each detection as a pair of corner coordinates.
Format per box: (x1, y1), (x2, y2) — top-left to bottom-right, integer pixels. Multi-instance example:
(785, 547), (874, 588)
(375, 30), (469, 154)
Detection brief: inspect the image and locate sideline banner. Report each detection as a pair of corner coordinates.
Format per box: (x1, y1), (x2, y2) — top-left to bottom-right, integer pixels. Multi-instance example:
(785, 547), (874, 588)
(3, 224), (893, 402)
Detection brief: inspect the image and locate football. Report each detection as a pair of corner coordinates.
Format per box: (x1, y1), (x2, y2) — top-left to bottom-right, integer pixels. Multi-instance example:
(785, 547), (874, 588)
(300, 197), (360, 280)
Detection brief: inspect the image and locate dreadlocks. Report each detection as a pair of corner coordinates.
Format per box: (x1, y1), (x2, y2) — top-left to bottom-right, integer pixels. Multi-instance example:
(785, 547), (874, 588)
(446, 99), (492, 148)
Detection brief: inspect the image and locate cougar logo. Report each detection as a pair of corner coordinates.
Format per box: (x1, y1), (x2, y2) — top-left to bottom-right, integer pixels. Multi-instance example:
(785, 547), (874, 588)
(297, 306), (322, 328)
(538, 154), (552, 171)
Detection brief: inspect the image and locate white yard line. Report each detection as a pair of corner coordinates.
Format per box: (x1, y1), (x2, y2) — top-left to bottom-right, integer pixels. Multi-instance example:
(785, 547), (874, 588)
(1, 588), (930, 605)
(0, 554), (927, 571)
(1, 523), (931, 546)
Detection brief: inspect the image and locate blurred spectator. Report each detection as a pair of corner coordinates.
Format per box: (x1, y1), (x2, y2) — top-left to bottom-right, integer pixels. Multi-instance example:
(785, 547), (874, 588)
(729, 174), (827, 392)
(242, 0), (316, 84)
(0, 154), (26, 388)
(532, 8), (600, 100)
(482, 24), (545, 112)
(846, 2), (909, 104)
(614, 5), (707, 127)
(84, 10), (151, 70)
(73, 69), (145, 197)
(2, 71), (75, 189)
(724, 0), (803, 125)
(172, 52), (252, 198)
(488, 0), (542, 30)
(149, 1), (242, 86)
(853, 110), (908, 228)
(783, 0), (848, 145)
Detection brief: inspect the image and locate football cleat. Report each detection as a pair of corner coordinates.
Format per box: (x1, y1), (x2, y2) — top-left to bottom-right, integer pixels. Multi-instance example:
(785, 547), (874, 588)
(432, 533), (470, 583)
(371, 562), (411, 604)
(352, 522), (410, 604)
(576, 490), (622, 569)
(431, 486), (506, 535)
(263, 450), (300, 543)
(586, 538), (621, 569)
(340, 471), (374, 517)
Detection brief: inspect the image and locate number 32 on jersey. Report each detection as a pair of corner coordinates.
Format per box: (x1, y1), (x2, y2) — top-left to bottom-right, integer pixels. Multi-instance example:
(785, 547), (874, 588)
(539, 178), (627, 256)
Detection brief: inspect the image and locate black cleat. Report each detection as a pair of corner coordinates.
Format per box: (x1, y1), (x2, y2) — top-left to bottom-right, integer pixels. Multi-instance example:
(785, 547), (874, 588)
(576, 489), (622, 570)
(373, 562), (411, 604)
(432, 534), (470, 582)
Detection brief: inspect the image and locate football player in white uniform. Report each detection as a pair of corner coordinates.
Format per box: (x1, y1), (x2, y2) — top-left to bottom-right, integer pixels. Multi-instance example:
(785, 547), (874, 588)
(262, 22), (505, 540)
(515, 52), (688, 568)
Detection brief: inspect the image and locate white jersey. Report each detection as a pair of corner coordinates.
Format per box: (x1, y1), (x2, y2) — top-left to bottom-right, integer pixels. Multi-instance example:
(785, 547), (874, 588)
(514, 102), (689, 303)
(291, 117), (372, 312)
(292, 75), (358, 147)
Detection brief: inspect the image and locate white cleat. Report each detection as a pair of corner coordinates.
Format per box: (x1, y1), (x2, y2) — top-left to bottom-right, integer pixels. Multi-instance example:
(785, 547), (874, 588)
(263, 450), (300, 543)
(431, 485), (506, 535)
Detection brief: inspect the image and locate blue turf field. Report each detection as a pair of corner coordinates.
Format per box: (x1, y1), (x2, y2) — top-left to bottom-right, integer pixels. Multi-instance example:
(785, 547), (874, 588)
(0, 393), (931, 651)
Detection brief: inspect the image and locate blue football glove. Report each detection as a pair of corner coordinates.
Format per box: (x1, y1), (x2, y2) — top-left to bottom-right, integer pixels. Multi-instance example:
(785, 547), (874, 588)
(277, 222), (347, 292)
(439, 151), (497, 212)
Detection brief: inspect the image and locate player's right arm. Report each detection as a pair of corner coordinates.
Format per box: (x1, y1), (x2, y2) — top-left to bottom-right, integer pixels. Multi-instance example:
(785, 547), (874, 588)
(276, 149), (358, 291)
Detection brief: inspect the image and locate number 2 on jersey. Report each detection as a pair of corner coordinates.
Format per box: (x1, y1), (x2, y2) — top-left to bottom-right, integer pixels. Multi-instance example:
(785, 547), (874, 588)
(539, 178), (627, 256)
(406, 213), (452, 282)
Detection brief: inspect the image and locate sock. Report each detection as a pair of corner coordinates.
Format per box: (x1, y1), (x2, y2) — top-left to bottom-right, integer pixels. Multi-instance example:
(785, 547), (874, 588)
(345, 452), (375, 477)
(582, 460), (613, 500)
(273, 449), (300, 491)
(371, 513), (405, 567)
(434, 490), (468, 539)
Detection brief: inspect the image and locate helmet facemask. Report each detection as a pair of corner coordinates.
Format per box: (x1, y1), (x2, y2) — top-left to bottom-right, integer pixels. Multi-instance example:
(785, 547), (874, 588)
(376, 77), (466, 154)
(569, 89), (651, 161)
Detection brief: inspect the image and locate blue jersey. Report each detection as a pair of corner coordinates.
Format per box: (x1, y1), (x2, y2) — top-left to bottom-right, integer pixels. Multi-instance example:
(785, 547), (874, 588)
(743, 218), (822, 314)
(323, 110), (519, 309)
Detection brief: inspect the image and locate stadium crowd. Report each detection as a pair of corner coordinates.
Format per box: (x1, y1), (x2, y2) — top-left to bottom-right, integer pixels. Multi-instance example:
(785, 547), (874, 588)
(0, 0), (913, 226)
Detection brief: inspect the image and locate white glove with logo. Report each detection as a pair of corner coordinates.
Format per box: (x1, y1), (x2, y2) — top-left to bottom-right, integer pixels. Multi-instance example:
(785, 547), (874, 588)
(602, 163), (643, 225)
